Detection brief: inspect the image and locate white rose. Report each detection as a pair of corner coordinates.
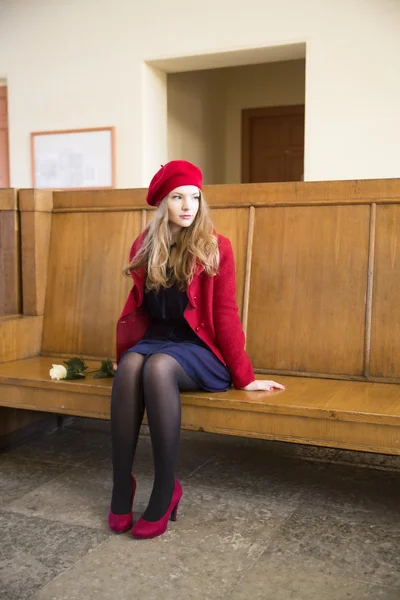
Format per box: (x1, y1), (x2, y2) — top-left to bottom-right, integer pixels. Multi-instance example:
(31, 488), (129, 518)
(49, 364), (67, 380)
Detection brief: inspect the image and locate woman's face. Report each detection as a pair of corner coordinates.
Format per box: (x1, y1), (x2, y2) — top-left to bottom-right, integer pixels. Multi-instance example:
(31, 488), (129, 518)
(166, 185), (200, 233)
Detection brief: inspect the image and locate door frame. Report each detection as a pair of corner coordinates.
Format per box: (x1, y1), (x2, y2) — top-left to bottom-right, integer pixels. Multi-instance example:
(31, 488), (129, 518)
(0, 86), (10, 188)
(241, 104), (305, 183)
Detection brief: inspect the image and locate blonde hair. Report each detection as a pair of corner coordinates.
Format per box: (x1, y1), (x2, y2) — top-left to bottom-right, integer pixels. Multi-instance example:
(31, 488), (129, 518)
(123, 191), (219, 291)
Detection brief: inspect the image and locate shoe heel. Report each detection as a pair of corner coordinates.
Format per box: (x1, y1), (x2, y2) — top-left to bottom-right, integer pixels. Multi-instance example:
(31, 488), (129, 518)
(170, 501), (179, 522)
(132, 479), (182, 539)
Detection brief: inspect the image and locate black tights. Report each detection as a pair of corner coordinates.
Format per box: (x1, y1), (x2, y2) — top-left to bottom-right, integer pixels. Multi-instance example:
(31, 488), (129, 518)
(110, 352), (198, 521)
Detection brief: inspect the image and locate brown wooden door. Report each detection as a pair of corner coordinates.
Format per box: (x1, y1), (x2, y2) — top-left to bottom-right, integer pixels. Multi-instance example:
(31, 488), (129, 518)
(0, 87), (10, 188)
(242, 105), (304, 183)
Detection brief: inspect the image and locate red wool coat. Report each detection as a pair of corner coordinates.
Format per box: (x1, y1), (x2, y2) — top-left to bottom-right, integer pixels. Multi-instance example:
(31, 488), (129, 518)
(116, 231), (255, 389)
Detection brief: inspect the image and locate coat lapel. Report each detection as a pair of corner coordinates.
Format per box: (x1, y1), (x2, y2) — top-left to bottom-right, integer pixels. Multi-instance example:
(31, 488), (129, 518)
(186, 264), (204, 306)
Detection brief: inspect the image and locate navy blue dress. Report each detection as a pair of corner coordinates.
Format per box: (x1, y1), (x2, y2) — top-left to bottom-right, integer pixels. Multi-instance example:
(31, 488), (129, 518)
(126, 265), (232, 392)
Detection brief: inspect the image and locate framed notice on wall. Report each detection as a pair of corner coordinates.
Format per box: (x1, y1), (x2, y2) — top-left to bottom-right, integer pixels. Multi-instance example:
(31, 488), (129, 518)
(31, 126), (115, 189)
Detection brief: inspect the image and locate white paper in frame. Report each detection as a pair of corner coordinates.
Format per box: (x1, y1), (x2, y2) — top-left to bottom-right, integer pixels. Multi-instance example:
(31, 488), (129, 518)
(31, 127), (115, 189)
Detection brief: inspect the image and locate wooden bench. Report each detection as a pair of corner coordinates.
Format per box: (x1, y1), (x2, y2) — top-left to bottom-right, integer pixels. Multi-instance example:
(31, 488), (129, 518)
(1, 181), (400, 455)
(0, 189), (20, 316)
(0, 189), (58, 442)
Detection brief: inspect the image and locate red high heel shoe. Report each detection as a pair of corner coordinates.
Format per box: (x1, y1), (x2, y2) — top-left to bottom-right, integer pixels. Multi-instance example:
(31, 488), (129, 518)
(132, 479), (182, 539)
(108, 474), (136, 533)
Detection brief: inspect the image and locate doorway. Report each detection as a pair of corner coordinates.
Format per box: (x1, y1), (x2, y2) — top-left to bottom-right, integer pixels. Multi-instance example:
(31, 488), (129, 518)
(241, 105), (304, 183)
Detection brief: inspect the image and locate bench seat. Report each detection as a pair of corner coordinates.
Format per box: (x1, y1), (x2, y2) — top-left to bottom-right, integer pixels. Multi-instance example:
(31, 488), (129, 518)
(1, 356), (399, 455)
(3, 181), (400, 455)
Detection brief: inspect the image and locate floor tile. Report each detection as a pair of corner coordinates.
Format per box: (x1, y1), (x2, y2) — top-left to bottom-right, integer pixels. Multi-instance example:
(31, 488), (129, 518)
(84, 433), (218, 479)
(170, 479), (297, 546)
(7, 466), (298, 535)
(33, 482), (296, 600)
(68, 421), (337, 476)
(6, 465), (142, 530)
(188, 454), (330, 502)
(8, 427), (111, 466)
(266, 507), (400, 588)
(0, 454), (70, 507)
(0, 509), (109, 600)
(305, 462), (400, 529)
(179, 428), (339, 462)
(229, 548), (400, 600)
(2, 423), (399, 600)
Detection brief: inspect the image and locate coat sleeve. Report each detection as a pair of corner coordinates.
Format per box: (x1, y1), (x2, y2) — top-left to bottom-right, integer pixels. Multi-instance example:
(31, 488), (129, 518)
(213, 237), (255, 389)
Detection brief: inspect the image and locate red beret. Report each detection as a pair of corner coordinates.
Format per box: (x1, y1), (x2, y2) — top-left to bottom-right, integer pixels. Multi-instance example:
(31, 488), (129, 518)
(146, 160), (203, 207)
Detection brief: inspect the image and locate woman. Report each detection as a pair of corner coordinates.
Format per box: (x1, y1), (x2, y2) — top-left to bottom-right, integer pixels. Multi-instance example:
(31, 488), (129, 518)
(110, 160), (284, 539)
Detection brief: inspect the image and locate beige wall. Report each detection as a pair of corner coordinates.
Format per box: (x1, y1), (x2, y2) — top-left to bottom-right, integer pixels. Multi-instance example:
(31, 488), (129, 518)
(167, 70), (226, 184)
(0, 0), (399, 187)
(143, 66), (168, 185)
(168, 60), (305, 184)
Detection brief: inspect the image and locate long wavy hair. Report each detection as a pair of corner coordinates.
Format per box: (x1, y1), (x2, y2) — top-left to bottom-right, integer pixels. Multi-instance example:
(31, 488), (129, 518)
(123, 191), (219, 291)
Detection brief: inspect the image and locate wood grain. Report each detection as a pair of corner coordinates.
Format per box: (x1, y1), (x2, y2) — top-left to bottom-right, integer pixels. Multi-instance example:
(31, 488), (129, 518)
(209, 208), (250, 319)
(2, 181), (400, 455)
(0, 189), (17, 210)
(41, 211), (142, 357)
(242, 206), (255, 339)
(0, 191), (21, 315)
(370, 204), (400, 377)
(0, 358), (399, 453)
(1, 359), (400, 423)
(241, 105), (304, 184)
(50, 179), (400, 211)
(53, 188), (147, 211)
(203, 179), (400, 207)
(19, 189), (53, 213)
(19, 191), (53, 316)
(0, 316), (43, 362)
(363, 203), (376, 375)
(20, 211), (52, 316)
(246, 205), (370, 374)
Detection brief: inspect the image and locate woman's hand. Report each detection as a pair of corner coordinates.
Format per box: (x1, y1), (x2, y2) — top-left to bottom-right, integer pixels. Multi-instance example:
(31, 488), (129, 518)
(240, 379), (285, 391)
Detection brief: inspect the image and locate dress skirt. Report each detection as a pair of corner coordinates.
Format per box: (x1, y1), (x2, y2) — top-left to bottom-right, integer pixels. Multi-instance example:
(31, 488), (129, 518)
(123, 268), (232, 392)
(126, 337), (232, 392)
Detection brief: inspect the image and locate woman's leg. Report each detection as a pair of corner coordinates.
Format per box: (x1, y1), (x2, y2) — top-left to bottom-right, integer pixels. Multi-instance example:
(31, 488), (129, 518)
(110, 351), (146, 514)
(141, 353), (199, 521)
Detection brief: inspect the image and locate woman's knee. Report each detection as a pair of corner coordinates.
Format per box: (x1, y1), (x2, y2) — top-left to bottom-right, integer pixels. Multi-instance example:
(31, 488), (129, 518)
(142, 353), (177, 383)
(116, 352), (145, 376)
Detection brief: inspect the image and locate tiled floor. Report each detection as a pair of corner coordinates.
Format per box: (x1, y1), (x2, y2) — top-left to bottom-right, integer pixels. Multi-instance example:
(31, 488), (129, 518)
(1, 419), (399, 600)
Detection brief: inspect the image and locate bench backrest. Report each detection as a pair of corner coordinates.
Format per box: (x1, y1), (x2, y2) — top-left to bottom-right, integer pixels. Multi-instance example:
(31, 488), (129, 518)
(0, 189), (20, 315)
(40, 180), (400, 383)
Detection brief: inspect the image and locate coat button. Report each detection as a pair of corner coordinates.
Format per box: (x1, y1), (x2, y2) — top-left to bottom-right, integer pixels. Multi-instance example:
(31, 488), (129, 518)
(194, 296), (197, 300)
(195, 326), (200, 332)
(200, 322), (204, 327)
